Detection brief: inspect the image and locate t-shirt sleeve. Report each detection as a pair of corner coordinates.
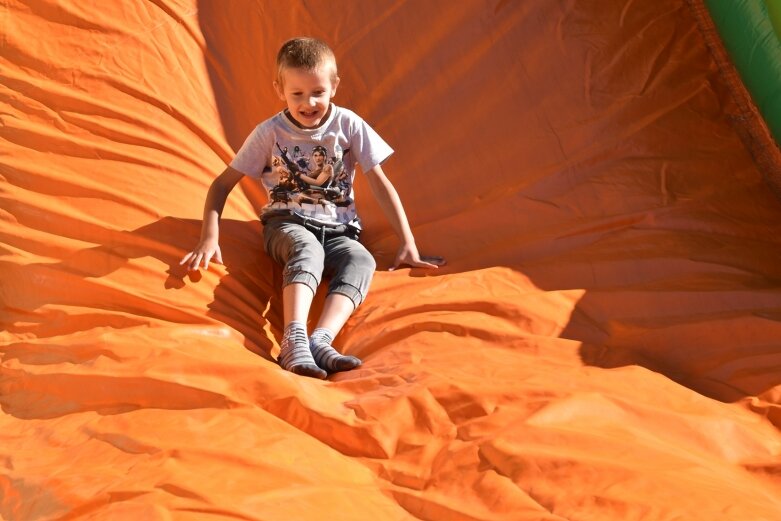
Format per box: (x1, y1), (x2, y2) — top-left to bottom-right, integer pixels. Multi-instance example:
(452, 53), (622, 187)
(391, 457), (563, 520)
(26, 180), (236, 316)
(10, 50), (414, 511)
(229, 123), (272, 178)
(350, 115), (394, 172)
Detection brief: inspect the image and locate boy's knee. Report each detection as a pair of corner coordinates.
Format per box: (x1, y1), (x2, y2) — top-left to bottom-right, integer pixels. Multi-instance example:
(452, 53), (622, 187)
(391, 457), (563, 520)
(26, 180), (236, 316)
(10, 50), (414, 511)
(282, 268), (320, 294)
(329, 248), (375, 306)
(351, 248), (376, 273)
(284, 238), (325, 291)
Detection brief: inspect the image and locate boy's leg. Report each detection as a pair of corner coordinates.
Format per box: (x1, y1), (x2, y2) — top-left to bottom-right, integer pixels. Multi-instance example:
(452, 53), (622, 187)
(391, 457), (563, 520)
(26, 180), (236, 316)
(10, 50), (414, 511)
(317, 293), (356, 333)
(310, 294), (361, 371)
(278, 284), (326, 379)
(263, 219), (327, 379)
(283, 282), (314, 324)
(310, 235), (375, 372)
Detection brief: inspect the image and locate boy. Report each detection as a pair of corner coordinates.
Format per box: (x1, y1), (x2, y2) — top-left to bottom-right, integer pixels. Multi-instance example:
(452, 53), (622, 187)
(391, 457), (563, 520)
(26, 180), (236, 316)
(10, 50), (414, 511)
(180, 37), (444, 379)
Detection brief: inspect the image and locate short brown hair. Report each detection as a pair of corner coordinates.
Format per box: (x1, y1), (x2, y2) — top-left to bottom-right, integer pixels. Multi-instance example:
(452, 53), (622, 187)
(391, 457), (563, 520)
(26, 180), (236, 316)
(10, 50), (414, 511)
(276, 37), (338, 84)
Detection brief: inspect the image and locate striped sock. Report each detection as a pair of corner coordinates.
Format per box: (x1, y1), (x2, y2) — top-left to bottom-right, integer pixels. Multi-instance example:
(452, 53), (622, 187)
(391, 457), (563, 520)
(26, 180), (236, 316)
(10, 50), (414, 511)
(310, 327), (362, 372)
(279, 321), (327, 379)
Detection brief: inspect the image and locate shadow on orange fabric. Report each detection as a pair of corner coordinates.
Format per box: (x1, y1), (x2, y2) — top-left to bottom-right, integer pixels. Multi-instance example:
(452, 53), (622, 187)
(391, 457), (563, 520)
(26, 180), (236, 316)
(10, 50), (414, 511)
(1, 1), (781, 520)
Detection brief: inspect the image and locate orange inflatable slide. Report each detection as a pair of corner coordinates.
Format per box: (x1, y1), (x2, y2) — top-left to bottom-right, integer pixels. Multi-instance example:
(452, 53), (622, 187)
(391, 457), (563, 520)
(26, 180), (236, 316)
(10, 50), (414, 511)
(3, 1), (781, 519)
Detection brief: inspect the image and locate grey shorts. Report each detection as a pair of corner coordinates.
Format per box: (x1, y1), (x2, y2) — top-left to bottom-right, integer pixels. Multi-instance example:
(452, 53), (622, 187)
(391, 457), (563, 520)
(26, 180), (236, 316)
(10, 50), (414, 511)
(262, 215), (376, 308)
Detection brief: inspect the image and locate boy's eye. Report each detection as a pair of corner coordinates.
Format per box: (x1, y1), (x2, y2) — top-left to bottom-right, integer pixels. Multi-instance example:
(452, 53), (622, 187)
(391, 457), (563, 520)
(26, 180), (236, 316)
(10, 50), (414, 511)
(288, 90), (326, 98)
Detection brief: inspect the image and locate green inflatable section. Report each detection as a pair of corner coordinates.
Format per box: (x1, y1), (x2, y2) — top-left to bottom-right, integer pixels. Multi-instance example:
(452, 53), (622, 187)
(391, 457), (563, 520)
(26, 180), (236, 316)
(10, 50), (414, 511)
(705, 0), (781, 145)
(767, 0), (781, 38)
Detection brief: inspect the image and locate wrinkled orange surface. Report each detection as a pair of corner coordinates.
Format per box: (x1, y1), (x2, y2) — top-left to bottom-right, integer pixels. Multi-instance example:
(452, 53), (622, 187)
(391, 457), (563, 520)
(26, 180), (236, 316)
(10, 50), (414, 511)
(3, 1), (781, 520)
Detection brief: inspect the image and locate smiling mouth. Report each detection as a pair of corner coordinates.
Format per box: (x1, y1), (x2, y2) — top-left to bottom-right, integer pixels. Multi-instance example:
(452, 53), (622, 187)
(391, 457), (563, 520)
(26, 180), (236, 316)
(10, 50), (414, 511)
(300, 110), (318, 118)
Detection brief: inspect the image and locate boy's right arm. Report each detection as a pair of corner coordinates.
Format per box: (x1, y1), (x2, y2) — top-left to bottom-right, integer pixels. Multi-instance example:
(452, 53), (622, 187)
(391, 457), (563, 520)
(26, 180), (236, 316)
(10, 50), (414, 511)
(179, 166), (245, 271)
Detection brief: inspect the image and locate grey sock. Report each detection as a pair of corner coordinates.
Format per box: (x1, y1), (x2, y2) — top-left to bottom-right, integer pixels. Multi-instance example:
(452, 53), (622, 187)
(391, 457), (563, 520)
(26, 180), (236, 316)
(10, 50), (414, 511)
(310, 327), (362, 372)
(279, 321), (326, 379)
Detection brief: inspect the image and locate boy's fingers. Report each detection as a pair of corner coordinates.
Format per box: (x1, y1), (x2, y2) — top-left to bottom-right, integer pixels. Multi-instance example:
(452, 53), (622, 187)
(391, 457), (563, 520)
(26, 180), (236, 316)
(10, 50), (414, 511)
(180, 247), (223, 271)
(421, 255), (446, 266)
(186, 256), (197, 271)
(204, 251), (217, 270)
(389, 259), (440, 270)
(191, 253), (205, 271)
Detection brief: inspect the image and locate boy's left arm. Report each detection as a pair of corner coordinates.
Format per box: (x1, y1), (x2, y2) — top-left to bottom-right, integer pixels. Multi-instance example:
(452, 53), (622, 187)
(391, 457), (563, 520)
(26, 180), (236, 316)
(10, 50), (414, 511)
(364, 164), (446, 271)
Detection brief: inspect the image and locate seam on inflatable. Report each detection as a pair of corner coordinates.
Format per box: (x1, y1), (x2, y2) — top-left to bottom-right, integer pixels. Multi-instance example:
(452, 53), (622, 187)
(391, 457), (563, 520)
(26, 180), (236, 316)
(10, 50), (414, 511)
(686, 0), (781, 199)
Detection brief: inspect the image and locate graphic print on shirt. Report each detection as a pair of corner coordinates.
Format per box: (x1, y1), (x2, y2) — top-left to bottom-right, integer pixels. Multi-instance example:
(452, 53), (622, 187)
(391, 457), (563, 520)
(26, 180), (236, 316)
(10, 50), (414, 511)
(267, 141), (355, 223)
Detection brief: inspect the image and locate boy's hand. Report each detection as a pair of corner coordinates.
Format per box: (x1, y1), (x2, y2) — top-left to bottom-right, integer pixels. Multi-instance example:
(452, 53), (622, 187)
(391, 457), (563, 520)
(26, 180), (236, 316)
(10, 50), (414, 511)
(389, 243), (446, 271)
(179, 239), (223, 271)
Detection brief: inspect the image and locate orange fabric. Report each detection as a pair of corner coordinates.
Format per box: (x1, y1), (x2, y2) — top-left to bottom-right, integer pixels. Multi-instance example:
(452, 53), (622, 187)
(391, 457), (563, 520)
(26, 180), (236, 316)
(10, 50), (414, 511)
(2, 1), (781, 519)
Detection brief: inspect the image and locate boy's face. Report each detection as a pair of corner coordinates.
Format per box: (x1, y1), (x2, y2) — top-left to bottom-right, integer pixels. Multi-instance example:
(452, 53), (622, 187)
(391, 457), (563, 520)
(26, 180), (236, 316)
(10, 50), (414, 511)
(274, 64), (339, 129)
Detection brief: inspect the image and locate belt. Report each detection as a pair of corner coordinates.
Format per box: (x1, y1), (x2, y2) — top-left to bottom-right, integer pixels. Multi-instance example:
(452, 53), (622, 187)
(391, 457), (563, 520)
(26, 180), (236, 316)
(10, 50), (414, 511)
(300, 216), (348, 245)
(263, 213), (356, 245)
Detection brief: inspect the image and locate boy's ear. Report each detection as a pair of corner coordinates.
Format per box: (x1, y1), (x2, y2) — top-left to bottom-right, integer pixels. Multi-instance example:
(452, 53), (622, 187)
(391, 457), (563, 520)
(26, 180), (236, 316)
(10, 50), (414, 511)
(331, 76), (340, 97)
(273, 80), (285, 100)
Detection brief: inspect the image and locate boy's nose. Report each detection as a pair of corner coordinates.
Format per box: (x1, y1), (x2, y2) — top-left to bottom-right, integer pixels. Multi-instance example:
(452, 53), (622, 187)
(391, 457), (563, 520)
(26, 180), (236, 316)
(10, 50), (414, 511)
(307, 97), (317, 106)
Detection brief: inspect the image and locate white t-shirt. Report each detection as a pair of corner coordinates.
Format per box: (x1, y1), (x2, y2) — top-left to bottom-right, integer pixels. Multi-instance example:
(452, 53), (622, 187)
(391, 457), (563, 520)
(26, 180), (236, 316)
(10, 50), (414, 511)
(230, 104), (393, 229)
